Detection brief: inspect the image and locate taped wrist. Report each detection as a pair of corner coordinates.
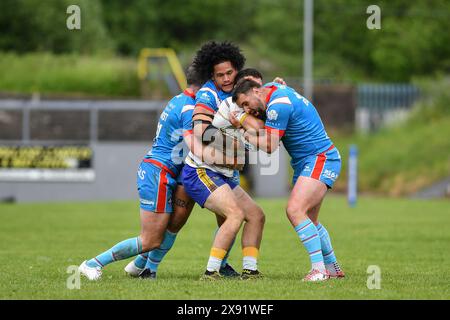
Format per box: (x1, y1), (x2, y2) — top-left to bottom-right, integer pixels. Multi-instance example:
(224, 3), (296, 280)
(237, 113), (248, 125)
(193, 119), (212, 127)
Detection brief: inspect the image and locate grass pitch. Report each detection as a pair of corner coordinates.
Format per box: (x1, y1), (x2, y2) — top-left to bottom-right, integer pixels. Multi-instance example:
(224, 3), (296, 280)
(0, 196), (449, 299)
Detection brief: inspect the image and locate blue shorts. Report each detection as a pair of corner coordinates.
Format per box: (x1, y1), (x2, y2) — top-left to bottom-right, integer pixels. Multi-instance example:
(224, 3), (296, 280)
(181, 165), (240, 207)
(292, 145), (341, 188)
(136, 159), (177, 213)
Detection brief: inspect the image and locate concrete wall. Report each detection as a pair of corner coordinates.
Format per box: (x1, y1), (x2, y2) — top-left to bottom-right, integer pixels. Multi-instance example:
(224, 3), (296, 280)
(0, 143), (149, 203)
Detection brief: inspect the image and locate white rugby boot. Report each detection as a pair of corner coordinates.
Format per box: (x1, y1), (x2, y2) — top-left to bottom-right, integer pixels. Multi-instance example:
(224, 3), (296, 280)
(124, 261), (144, 277)
(78, 260), (102, 281)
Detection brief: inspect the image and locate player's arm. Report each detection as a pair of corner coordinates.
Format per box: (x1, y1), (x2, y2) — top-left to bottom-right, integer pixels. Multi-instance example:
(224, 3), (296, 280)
(233, 112), (265, 131)
(229, 111), (281, 153)
(189, 98), (241, 168)
(242, 127), (281, 154)
(184, 127), (223, 166)
(181, 105), (194, 152)
(189, 90), (219, 158)
(233, 102), (289, 154)
(180, 99), (211, 159)
(191, 119), (242, 169)
(229, 111), (271, 150)
(190, 107), (217, 162)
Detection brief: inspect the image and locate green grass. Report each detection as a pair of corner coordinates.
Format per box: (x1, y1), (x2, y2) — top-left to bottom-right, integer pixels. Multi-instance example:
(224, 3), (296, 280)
(0, 196), (449, 299)
(0, 52), (140, 97)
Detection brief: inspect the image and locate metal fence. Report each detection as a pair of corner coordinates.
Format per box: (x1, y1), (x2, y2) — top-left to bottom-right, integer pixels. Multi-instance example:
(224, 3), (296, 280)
(358, 84), (421, 111)
(356, 84), (421, 132)
(0, 98), (168, 143)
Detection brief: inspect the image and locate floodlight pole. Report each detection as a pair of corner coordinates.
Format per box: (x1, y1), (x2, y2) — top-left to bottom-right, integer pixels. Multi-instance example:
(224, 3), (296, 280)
(304, 0), (313, 101)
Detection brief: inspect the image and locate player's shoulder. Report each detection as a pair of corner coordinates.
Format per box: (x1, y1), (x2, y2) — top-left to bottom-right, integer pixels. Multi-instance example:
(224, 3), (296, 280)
(264, 81), (288, 89)
(169, 92), (186, 107)
(264, 83), (293, 108)
(264, 82), (288, 97)
(196, 81), (218, 99)
(165, 91), (194, 116)
(196, 81), (222, 111)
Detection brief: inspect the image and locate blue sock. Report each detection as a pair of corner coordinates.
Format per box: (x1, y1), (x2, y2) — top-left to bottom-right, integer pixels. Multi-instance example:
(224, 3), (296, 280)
(133, 253), (149, 269)
(145, 230), (177, 272)
(86, 237), (143, 268)
(294, 219), (324, 267)
(221, 237), (235, 268)
(316, 223), (337, 264)
(214, 227), (236, 268)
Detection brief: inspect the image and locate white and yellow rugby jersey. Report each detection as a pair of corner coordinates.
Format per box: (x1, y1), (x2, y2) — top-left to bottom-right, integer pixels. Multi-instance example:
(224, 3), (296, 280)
(185, 81), (237, 177)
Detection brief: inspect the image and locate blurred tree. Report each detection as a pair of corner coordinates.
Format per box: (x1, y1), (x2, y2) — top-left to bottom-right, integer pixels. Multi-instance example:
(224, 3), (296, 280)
(0, 0), (449, 82)
(314, 0), (376, 81)
(371, 0), (450, 81)
(249, 0), (303, 77)
(100, 0), (256, 55)
(0, 0), (112, 54)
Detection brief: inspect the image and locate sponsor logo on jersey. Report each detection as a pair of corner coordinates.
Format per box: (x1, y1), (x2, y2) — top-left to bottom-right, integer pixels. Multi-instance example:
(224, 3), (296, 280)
(267, 109), (279, 121)
(323, 169), (338, 181)
(140, 199), (154, 206)
(138, 167), (146, 180)
(200, 92), (211, 102)
(160, 111), (169, 121)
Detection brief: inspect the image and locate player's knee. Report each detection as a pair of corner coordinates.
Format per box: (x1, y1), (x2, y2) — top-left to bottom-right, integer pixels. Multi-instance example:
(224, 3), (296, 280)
(167, 223), (183, 234)
(259, 208), (266, 225)
(246, 204), (265, 225)
(254, 206), (265, 225)
(223, 205), (245, 225)
(167, 218), (186, 234)
(224, 205), (245, 221)
(226, 214), (244, 230)
(140, 235), (163, 252)
(286, 204), (306, 223)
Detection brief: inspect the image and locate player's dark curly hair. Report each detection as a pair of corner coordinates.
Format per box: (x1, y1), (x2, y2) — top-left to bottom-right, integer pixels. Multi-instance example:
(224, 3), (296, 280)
(192, 41), (246, 84)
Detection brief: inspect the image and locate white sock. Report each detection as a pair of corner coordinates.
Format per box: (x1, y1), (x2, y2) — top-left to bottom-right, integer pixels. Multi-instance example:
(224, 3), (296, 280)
(206, 256), (222, 272)
(243, 256), (257, 271)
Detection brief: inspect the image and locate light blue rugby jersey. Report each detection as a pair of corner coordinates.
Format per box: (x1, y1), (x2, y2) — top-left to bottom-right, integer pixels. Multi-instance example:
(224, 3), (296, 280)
(263, 82), (333, 167)
(146, 89), (196, 176)
(195, 80), (231, 112)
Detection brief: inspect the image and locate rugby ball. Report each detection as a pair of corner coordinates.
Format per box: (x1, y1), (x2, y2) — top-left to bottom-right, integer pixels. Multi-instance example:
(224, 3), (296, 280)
(212, 97), (245, 129)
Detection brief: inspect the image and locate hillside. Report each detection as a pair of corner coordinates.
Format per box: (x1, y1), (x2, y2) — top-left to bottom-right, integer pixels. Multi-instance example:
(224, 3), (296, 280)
(333, 86), (450, 196)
